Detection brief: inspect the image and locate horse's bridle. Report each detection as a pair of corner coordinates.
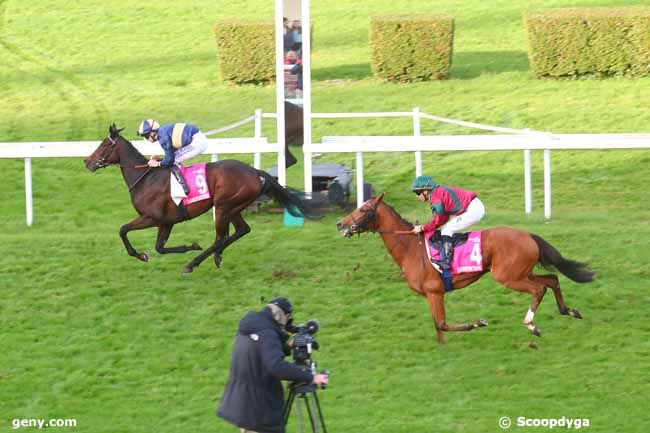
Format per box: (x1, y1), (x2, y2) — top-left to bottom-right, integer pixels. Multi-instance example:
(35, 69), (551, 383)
(91, 134), (152, 191)
(94, 135), (149, 170)
(92, 135), (119, 170)
(346, 201), (421, 256)
(347, 203), (378, 236)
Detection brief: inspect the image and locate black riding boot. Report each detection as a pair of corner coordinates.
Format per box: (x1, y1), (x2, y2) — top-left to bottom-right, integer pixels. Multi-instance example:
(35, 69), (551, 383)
(171, 164), (190, 195)
(440, 235), (453, 291)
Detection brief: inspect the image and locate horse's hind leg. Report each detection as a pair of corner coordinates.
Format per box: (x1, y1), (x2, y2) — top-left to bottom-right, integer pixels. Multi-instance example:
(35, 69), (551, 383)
(155, 224), (202, 254)
(182, 207), (229, 274)
(119, 216), (157, 262)
(531, 274), (582, 319)
(425, 292), (488, 344)
(500, 278), (547, 336)
(213, 213), (251, 266)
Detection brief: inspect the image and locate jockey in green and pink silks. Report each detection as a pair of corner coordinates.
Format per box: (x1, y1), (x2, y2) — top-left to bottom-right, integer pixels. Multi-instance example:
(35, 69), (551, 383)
(411, 175), (485, 289)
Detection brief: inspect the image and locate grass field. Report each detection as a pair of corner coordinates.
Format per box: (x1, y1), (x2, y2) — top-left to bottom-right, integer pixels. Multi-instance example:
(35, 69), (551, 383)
(2, 1), (650, 433)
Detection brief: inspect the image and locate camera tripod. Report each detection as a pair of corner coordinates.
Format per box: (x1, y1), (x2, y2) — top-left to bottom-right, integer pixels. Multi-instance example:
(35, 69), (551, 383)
(283, 381), (327, 433)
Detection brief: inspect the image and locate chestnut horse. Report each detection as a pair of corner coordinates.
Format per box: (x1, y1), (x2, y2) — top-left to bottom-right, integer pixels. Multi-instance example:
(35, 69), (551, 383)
(336, 194), (595, 343)
(85, 124), (316, 274)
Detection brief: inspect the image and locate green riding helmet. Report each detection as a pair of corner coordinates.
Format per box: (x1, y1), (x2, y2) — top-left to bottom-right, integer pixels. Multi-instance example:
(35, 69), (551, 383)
(411, 175), (437, 193)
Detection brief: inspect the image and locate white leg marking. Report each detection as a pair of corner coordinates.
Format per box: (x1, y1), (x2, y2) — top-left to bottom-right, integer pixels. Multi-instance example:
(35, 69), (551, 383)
(524, 308), (535, 324)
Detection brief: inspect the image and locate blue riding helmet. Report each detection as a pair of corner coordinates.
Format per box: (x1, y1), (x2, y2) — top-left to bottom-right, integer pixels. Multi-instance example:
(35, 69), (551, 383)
(411, 175), (437, 192)
(137, 119), (160, 137)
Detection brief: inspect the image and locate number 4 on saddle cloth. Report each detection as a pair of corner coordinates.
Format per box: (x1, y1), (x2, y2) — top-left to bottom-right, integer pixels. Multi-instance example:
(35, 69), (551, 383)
(424, 229), (484, 277)
(170, 163), (211, 206)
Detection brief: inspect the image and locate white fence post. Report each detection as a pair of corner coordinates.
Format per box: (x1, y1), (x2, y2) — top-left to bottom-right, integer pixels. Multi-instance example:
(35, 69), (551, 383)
(356, 151), (364, 208)
(544, 148), (552, 220)
(302, 0), (313, 197)
(524, 149), (532, 214)
(25, 157), (33, 226)
(211, 153), (219, 221)
(254, 109), (262, 169)
(275, 0), (286, 186)
(413, 107), (422, 177)
(303, 149), (313, 197)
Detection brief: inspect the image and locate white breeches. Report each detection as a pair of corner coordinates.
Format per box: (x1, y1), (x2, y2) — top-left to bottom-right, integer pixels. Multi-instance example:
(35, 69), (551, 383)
(174, 132), (208, 164)
(439, 198), (485, 236)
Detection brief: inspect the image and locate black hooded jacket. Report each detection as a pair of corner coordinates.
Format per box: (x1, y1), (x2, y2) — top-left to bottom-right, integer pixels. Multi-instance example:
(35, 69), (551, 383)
(217, 308), (313, 433)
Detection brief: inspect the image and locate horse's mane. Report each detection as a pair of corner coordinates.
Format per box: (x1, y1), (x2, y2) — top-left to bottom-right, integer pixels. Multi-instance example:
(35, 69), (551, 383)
(381, 201), (415, 229)
(114, 133), (147, 165)
(107, 123), (146, 164)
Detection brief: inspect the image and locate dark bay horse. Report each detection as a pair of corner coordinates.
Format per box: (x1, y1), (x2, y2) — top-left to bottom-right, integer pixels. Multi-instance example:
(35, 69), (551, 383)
(336, 194), (595, 343)
(85, 124), (315, 274)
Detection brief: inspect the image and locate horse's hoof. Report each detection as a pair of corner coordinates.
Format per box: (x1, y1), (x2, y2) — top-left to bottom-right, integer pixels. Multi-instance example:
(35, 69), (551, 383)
(569, 309), (583, 319)
(526, 323), (542, 337)
(191, 243), (202, 251)
(476, 319), (488, 328)
(182, 266), (193, 275)
(214, 255), (223, 268)
(138, 253), (149, 262)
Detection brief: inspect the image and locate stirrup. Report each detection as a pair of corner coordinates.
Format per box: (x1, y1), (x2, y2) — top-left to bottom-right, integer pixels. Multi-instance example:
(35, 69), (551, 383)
(441, 269), (453, 292)
(172, 166), (190, 195)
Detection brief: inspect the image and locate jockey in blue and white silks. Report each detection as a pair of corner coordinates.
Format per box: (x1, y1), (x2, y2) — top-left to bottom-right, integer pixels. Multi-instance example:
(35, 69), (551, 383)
(137, 119), (209, 195)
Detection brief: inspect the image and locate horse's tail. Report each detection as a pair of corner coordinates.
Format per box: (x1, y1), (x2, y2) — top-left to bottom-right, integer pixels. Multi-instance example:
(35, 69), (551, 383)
(256, 169), (322, 219)
(530, 234), (595, 283)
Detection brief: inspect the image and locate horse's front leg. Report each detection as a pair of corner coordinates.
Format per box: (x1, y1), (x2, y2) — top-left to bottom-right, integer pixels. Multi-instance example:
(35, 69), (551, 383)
(119, 216), (157, 262)
(425, 292), (488, 344)
(155, 224), (202, 254)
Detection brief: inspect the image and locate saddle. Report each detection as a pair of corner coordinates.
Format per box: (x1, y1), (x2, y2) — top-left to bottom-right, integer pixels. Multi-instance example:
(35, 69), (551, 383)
(424, 230), (483, 275)
(169, 163), (211, 207)
(427, 230), (469, 252)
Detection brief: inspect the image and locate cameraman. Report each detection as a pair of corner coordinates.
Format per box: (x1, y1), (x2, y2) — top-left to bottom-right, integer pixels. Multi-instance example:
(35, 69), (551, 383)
(217, 297), (329, 433)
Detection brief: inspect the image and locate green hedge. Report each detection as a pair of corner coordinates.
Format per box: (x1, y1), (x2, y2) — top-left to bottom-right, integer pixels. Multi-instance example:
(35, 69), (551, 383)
(526, 8), (650, 78)
(213, 20), (275, 84)
(370, 14), (454, 82)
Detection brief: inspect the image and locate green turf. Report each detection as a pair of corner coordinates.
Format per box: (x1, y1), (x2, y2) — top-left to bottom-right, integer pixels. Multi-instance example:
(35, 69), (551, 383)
(2, 1), (650, 433)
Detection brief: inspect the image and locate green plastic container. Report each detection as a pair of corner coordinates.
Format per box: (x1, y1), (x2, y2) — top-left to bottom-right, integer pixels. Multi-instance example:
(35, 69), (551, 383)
(283, 209), (304, 227)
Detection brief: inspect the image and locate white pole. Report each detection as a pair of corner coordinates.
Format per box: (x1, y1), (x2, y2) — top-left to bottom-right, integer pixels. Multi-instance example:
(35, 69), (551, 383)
(413, 107), (422, 177)
(254, 109), (262, 169)
(301, 0), (313, 197)
(275, 0), (286, 186)
(25, 157), (33, 226)
(356, 151), (364, 208)
(212, 153), (219, 222)
(544, 149), (551, 220)
(524, 149), (532, 214)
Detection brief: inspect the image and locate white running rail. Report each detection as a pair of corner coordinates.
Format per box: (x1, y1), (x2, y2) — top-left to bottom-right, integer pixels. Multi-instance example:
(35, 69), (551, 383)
(2, 109), (649, 226)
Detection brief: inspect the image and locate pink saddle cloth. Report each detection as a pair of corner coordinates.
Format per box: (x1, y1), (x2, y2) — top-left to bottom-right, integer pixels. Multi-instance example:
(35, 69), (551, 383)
(180, 163), (211, 205)
(424, 230), (484, 275)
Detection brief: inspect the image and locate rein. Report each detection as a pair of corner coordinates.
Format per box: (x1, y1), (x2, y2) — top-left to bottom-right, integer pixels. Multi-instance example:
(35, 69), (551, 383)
(127, 167), (153, 192)
(348, 201), (432, 276)
(349, 204), (417, 254)
(417, 232), (427, 273)
(98, 135), (153, 190)
(118, 163), (150, 169)
(376, 229), (414, 235)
